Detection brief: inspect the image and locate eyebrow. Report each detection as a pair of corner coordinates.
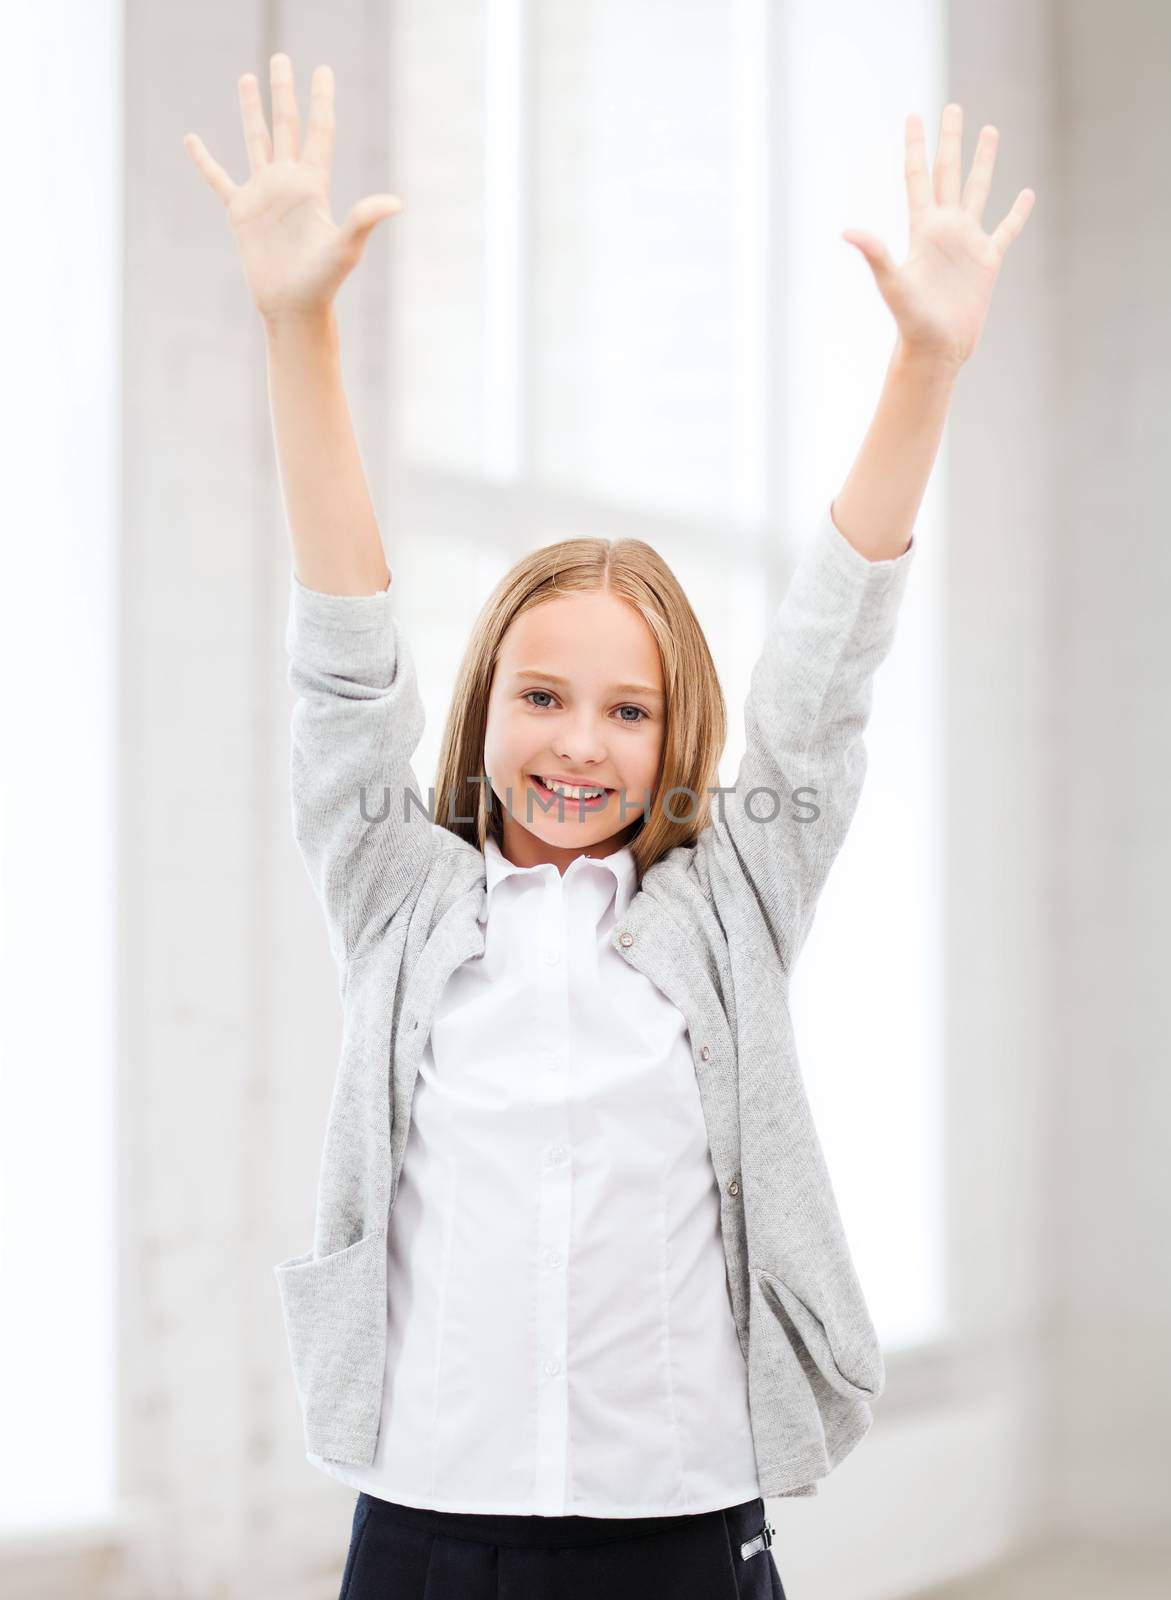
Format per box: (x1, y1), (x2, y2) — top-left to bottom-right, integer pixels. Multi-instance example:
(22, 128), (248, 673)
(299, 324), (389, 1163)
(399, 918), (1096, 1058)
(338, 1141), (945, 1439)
(512, 668), (665, 701)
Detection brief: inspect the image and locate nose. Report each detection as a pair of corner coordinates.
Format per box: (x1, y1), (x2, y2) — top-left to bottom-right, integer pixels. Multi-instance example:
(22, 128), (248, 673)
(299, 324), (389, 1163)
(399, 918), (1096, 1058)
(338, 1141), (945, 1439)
(555, 711), (610, 768)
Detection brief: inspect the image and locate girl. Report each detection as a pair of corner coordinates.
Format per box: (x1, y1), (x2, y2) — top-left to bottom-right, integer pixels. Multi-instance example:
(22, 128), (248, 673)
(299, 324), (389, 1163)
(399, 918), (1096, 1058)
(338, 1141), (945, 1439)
(185, 55), (1032, 1600)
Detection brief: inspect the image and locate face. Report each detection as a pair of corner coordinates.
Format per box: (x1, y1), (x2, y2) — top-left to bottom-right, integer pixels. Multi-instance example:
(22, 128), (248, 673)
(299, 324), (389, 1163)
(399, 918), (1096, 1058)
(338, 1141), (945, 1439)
(483, 590), (666, 873)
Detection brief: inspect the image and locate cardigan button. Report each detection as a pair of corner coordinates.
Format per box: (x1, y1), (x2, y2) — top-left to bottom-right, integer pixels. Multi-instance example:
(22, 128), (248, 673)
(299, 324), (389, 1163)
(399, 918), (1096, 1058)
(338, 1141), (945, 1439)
(618, 931), (634, 948)
(699, 1044), (711, 1061)
(727, 1178), (740, 1197)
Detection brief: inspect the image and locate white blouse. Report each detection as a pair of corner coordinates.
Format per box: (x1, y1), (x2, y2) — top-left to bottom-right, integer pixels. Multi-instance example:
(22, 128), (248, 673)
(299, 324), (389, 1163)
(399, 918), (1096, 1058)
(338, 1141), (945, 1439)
(308, 834), (762, 1516)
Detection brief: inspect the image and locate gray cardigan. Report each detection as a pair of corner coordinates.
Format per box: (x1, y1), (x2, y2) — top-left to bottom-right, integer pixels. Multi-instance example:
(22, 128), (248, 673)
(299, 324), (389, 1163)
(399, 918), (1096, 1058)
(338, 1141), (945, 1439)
(274, 502), (916, 1499)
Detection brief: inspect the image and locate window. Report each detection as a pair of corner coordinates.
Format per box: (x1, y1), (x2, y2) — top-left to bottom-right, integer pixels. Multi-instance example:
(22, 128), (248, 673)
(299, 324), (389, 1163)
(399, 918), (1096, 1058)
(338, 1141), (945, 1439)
(383, 0), (946, 1355)
(0, 0), (122, 1532)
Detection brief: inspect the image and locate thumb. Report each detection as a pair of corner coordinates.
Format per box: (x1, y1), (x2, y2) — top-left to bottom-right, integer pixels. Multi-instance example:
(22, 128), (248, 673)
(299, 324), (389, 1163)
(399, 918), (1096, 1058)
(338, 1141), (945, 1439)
(841, 229), (896, 294)
(339, 193), (404, 255)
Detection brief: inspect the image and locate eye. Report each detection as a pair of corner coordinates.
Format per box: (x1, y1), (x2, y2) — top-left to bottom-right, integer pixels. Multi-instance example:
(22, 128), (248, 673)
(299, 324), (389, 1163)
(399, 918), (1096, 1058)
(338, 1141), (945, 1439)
(521, 690), (650, 724)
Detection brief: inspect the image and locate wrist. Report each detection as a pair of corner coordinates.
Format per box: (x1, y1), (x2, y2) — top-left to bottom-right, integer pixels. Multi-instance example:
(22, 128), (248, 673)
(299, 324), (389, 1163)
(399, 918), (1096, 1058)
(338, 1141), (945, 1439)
(891, 337), (963, 384)
(263, 304), (338, 344)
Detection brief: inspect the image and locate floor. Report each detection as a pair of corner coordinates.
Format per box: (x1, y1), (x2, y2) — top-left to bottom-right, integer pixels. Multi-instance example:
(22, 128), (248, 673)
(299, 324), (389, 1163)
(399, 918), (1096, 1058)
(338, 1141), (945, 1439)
(908, 1538), (1171, 1600)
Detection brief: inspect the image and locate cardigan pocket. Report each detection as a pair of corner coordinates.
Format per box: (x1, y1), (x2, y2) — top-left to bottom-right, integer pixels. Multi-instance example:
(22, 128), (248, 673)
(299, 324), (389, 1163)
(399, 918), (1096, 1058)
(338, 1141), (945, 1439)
(273, 1226), (387, 1462)
(756, 1267), (884, 1403)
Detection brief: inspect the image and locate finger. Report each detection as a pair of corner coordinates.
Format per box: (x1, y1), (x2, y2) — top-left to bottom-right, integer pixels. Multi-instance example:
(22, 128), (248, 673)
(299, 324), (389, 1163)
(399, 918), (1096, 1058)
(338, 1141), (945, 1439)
(934, 102), (963, 208)
(340, 194), (404, 254)
(841, 229), (897, 295)
(237, 72), (273, 173)
(183, 131), (238, 205)
(270, 51), (300, 163)
(904, 114), (932, 228)
(301, 64), (336, 176)
(991, 188), (1035, 256)
(961, 125), (999, 224)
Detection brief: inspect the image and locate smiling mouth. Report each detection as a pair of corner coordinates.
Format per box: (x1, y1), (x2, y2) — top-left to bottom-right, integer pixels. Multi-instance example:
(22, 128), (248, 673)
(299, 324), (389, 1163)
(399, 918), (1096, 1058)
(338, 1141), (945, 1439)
(529, 774), (614, 801)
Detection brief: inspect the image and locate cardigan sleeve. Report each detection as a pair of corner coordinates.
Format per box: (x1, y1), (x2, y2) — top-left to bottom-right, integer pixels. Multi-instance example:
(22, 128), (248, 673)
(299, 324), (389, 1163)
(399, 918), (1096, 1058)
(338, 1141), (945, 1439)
(286, 569), (436, 965)
(693, 502), (917, 974)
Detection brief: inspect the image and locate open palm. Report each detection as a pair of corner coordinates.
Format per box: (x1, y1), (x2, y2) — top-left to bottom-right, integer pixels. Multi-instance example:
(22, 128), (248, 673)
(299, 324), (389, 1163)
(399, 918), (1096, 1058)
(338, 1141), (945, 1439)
(843, 104), (1035, 369)
(183, 54), (403, 322)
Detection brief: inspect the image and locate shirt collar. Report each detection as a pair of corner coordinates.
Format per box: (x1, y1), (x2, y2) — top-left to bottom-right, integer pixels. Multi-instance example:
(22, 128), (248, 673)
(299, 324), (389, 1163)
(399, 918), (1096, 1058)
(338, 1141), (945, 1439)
(481, 834), (637, 922)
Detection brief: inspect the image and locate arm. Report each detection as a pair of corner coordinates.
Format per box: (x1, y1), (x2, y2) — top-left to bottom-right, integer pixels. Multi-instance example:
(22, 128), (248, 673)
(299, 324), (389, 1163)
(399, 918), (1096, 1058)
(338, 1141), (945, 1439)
(268, 302), (435, 961)
(264, 308), (391, 594)
(186, 56), (431, 956)
(829, 338), (958, 561)
(276, 314), (434, 959)
(694, 500), (915, 975)
(286, 574), (434, 965)
(185, 53), (403, 593)
(832, 102), (1033, 559)
(696, 104), (1034, 967)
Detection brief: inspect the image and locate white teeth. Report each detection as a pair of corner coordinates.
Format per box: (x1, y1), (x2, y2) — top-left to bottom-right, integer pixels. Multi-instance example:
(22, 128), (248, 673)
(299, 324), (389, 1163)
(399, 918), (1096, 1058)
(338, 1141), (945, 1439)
(540, 777), (606, 799)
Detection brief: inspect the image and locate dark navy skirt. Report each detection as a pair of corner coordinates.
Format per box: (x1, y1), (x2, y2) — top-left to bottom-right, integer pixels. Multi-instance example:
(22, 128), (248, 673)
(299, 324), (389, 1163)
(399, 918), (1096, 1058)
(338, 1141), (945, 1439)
(338, 1491), (786, 1599)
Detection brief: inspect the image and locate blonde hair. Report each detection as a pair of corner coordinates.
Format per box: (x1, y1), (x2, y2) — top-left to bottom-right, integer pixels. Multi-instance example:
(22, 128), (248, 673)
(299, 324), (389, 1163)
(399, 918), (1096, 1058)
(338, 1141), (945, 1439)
(432, 536), (728, 883)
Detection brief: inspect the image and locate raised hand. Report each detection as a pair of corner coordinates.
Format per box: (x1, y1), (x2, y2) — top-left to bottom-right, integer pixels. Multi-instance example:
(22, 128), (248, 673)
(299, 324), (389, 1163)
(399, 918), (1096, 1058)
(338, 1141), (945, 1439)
(842, 104), (1035, 370)
(183, 53), (403, 324)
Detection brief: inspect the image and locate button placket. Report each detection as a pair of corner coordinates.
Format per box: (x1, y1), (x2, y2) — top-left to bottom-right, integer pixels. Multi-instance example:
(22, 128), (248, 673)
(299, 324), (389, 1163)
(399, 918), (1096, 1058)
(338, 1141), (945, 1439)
(532, 867), (571, 1486)
(536, 1127), (571, 1481)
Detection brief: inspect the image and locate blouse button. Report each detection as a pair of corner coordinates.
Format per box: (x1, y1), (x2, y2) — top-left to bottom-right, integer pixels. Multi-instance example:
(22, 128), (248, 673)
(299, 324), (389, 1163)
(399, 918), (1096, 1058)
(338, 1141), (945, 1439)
(618, 931), (634, 948)
(699, 1044), (711, 1061)
(727, 1178), (740, 1198)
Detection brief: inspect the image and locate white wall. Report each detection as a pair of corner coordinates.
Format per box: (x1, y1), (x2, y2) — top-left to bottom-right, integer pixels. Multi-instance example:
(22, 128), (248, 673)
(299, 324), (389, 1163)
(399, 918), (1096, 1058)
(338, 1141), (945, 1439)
(1042, 0), (1171, 1547)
